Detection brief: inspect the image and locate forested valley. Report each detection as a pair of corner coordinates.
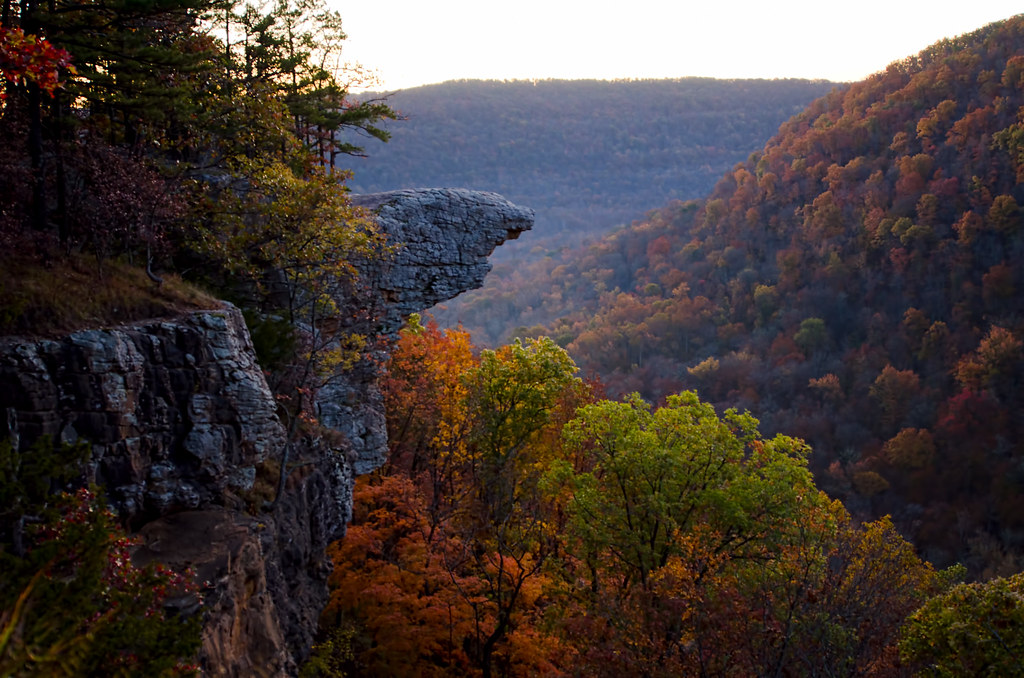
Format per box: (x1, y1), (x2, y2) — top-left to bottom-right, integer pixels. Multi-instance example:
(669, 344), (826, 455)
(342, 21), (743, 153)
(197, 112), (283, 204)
(340, 78), (836, 341)
(314, 15), (1024, 678)
(3, 0), (1024, 675)
(488, 15), (1024, 582)
(343, 77), (836, 253)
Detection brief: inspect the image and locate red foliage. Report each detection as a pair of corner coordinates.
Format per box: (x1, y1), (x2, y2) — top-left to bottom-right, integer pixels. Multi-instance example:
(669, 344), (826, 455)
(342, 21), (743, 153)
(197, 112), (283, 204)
(0, 27), (73, 101)
(936, 389), (999, 442)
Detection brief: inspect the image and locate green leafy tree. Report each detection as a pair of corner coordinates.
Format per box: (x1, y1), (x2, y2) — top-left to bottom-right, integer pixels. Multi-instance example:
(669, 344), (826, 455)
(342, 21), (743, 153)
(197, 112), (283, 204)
(188, 156), (388, 503)
(452, 336), (586, 678)
(793, 317), (828, 355)
(464, 336), (583, 519)
(902, 571), (1024, 676)
(551, 391), (817, 592)
(323, 331), (587, 678)
(543, 392), (942, 676)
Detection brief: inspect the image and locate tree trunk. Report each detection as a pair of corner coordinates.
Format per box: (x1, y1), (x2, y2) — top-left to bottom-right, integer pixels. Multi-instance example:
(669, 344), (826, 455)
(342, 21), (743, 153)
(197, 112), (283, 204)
(28, 82), (46, 233)
(53, 93), (69, 247)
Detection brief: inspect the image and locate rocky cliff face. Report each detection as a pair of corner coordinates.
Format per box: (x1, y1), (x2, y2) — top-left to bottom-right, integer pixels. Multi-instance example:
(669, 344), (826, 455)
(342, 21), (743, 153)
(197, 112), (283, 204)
(0, 305), (340, 677)
(321, 188), (533, 475)
(0, 308), (284, 525)
(0, 188), (532, 676)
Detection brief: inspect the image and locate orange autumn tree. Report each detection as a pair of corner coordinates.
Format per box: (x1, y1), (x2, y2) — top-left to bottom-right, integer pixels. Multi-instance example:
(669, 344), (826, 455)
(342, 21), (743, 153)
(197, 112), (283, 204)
(318, 319), (588, 677)
(0, 27), (73, 103)
(381, 314), (477, 524)
(318, 318), (482, 677)
(321, 473), (480, 677)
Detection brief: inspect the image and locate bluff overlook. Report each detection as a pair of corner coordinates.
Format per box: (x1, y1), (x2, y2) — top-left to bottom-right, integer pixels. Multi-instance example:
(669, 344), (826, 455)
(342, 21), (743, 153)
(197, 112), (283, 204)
(0, 188), (532, 676)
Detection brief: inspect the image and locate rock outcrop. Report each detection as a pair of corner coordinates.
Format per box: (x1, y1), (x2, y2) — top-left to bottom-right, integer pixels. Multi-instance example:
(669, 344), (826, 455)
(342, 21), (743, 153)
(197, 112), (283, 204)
(320, 188), (533, 475)
(0, 307), (284, 526)
(0, 188), (532, 676)
(351, 188), (533, 333)
(0, 306), (341, 676)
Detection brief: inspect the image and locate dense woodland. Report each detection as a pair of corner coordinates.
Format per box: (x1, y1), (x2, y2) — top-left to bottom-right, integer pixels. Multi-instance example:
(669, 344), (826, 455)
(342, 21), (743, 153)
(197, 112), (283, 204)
(341, 78), (835, 337)
(440, 18), (1024, 579)
(311, 14), (1024, 677)
(4, 0), (1024, 674)
(343, 78), (835, 246)
(311, 318), (1013, 677)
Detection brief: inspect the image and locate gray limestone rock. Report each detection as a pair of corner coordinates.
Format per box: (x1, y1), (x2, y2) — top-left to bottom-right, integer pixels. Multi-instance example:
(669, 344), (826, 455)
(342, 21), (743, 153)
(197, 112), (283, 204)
(0, 304), (285, 524)
(0, 187), (532, 677)
(352, 187), (533, 333)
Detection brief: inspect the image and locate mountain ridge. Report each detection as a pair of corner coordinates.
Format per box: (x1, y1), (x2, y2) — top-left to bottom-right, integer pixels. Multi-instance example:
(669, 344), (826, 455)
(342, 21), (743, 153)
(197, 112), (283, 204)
(340, 77), (837, 341)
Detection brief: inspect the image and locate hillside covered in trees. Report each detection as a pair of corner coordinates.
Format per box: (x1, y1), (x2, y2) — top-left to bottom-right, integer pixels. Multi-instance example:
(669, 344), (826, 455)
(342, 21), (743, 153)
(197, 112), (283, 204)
(345, 78), (837, 246)
(474, 16), (1024, 577)
(340, 78), (835, 338)
(303, 17), (1024, 676)
(7, 0), (1024, 673)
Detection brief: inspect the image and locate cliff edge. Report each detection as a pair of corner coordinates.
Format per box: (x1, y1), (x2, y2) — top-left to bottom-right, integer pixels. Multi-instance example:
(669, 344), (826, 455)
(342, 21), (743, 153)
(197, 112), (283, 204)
(0, 188), (533, 676)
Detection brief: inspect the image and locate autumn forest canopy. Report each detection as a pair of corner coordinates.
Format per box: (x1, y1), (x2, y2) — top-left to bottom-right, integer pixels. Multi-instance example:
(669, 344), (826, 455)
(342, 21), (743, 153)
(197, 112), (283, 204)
(3, 3), (1024, 677)
(316, 14), (1024, 677)
(314, 320), (979, 676)
(345, 78), (837, 341)
(490, 16), (1024, 582)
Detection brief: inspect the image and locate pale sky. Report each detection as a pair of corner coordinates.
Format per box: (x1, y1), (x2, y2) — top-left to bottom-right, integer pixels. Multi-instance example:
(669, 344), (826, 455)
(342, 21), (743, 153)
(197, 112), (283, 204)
(331, 1), (1023, 91)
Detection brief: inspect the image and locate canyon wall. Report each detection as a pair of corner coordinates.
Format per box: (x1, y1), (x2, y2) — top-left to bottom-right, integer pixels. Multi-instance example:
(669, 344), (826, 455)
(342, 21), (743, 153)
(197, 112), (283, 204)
(0, 188), (532, 676)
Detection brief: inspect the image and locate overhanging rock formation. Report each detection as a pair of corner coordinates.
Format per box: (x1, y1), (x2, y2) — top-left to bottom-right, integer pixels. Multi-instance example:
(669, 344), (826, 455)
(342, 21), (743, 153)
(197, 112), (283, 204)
(351, 188), (534, 333)
(0, 188), (533, 676)
(319, 188), (534, 476)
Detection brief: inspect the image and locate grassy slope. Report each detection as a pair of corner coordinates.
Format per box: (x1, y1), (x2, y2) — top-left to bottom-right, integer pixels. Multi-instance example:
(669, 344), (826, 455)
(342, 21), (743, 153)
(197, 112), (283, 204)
(0, 255), (221, 337)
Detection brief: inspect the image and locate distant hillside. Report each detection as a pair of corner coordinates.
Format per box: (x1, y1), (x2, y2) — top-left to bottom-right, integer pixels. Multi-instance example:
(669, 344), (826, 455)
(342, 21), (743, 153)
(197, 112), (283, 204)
(340, 78), (835, 266)
(510, 16), (1024, 575)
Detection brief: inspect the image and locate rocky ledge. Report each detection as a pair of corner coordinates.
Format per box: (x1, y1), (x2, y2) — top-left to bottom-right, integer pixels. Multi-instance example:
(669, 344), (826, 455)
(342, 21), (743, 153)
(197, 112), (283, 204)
(351, 187), (534, 333)
(321, 188), (534, 475)
(0, 188), (533, 676)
